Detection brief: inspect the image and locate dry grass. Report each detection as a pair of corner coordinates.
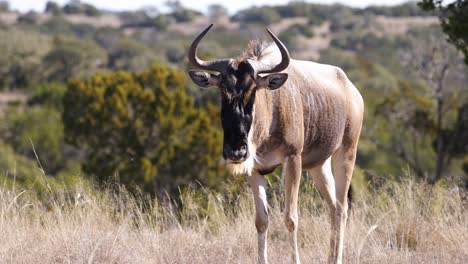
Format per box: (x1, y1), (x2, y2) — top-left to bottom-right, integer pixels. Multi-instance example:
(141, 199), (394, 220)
(0, 178), (466, 264)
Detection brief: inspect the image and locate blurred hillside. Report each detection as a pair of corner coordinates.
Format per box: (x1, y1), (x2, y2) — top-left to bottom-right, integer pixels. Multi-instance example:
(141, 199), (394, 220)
(0, 0), (466, 197)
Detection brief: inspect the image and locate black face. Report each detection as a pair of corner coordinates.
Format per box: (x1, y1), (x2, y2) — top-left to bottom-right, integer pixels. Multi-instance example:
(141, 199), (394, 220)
(220, 61), (257, 162)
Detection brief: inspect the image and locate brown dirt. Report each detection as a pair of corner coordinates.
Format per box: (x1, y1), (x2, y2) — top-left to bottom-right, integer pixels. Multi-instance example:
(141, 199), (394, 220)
(375, 16), (439, 35)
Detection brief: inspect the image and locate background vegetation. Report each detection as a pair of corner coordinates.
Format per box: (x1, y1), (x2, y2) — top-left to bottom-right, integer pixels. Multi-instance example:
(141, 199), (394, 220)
(1, 0), (465, 195)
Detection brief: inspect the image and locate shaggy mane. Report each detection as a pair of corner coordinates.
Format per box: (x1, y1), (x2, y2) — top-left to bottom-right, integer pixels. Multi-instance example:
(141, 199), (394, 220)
(236, 40), (276, 63)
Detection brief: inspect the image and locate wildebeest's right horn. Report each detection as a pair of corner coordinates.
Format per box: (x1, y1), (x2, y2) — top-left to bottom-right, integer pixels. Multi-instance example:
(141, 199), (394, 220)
(250, 28), (291, 75)
(188, 24), (232, 72)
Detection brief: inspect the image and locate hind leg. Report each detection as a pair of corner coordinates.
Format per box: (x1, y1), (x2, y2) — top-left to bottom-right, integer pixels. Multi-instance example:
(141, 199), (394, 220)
(332, 143), (358, 264)
(308, 157), (337, 263)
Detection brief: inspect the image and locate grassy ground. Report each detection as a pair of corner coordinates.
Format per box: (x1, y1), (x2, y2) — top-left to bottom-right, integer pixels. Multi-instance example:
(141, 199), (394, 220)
(0, 178), (466, 263)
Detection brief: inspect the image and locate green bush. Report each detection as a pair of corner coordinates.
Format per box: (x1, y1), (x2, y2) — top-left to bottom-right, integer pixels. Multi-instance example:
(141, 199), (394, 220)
(28, 82), (66, 110)
(0, 143), (42, 186)
(0, 142), (85, 193)
(41, 36), (108, 82)
(63, 64), (228, 195)
(0, 106), (65, 174)
(0, 28), (51, 90)
(152, 15), (172, 31)
(278, 23), (315, 52)
(17, 11), (41, 24)
(108, 39), (157, 72)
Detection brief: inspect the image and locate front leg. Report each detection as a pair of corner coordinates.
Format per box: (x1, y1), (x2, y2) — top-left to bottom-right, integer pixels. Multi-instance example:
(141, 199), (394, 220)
(249, 173), (269, 264)
(283, 154), (302, 264)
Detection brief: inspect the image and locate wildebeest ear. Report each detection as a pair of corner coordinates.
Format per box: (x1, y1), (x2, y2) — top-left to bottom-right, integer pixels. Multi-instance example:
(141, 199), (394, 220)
(257, 73), (288, 90)
(188, 70), (221, 88)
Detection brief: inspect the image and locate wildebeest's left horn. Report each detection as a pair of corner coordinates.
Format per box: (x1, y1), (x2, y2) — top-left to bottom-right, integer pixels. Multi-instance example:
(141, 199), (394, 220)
(250, 28), (291, 75)
(188, 24), (232, 72)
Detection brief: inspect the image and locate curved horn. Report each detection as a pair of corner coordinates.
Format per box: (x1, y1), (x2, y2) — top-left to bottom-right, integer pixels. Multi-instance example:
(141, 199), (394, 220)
(249, 28), (291, 74)
(188, 24), (231, 72)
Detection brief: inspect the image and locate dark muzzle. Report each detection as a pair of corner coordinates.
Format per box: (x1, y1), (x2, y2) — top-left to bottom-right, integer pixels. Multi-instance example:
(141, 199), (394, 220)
(223, 142), (248, 162)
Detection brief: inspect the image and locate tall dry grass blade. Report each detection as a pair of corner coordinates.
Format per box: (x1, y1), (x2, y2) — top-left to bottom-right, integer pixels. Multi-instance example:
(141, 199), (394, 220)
(29, 138), (52, 192)
(357, 224), (378, 263)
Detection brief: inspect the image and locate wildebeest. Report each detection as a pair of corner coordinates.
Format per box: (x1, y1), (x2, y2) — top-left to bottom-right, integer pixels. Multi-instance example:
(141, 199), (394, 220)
(188, 24), (364, 264)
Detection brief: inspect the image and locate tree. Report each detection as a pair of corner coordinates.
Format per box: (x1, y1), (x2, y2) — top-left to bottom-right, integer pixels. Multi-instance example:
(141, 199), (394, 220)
(378, 29), (467, 182)
(443, 103), (468, 187)
(231, 6), (281, 25)
(45, 1), (62, 15)
(63, 0), (82, 14)
(0, 29), (51, 90)
(41, 36), (107, 82)
(208, 4), (228, 22)
(403, 31), (466, 182)
(165, 0), (201, 23)
(419, 0), (468, 64)
(374, 80), (437, 178)
(140, 6), (160, 18)
(63, 64), (227, 195)
(275, 1), (311, 17)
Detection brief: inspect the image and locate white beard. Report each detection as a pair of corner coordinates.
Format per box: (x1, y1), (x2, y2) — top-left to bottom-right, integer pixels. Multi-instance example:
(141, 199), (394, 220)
(222, 129), (256, 176)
